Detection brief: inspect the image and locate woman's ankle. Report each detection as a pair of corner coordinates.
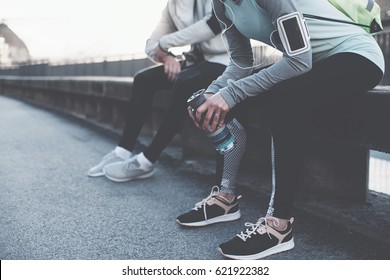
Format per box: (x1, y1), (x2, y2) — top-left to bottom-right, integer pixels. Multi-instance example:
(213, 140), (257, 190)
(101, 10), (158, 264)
(218, 191), (235, 203)
(266, 215), (289, 231)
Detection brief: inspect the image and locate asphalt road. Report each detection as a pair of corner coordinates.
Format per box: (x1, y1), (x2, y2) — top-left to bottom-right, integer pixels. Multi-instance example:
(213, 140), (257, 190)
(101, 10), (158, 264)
(1, 95), (389, 260)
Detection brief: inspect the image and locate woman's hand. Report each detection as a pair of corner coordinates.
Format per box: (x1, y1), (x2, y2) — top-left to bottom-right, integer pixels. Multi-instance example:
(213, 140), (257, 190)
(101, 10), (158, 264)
(189, 93), (230, 132)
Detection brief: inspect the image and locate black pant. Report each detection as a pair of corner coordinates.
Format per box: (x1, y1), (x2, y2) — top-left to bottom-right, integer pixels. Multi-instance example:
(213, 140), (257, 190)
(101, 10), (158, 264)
(260, 53), (383, 218)
(118, 61), (226, 163)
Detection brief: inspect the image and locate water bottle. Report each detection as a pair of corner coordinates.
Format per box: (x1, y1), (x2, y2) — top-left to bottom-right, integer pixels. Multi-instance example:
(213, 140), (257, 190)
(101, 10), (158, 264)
(187, 89), (235, 154)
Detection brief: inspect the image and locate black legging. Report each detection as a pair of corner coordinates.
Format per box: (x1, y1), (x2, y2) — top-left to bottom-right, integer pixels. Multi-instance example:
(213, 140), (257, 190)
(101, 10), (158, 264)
(261, 53), (383, 218)
(118, 61), (226, 163)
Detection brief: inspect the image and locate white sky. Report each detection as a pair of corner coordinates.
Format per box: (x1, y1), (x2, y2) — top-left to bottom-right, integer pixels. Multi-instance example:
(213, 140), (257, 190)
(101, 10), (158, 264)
(0, 0), (168, 61)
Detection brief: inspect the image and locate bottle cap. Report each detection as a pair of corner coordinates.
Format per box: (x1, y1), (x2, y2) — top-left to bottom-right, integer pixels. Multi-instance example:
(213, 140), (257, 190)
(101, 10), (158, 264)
(187, 89), (207, 110)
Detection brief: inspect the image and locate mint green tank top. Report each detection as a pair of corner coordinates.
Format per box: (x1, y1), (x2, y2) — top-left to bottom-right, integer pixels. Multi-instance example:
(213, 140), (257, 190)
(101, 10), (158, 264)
(223, 0), (275, 45)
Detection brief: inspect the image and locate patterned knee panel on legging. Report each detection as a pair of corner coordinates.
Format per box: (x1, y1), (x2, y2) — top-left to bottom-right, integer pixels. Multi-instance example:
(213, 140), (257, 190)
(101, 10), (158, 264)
(218, 118), (247, 194)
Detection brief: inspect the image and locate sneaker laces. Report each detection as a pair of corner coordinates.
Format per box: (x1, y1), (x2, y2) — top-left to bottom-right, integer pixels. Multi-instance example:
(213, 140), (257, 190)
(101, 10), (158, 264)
(123, 156), (141, 170)
(192, 186), (220, 220)
(192, 186), (241, 221)
(237, 216), (280, 241)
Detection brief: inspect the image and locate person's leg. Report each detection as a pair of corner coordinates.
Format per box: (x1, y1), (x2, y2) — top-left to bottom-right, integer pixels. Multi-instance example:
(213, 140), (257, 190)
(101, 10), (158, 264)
(118, 65), (173, 151)
(214, 118), (247, 196)
(170, 63), (250, 226)
(87, 65), (172, 177)
(176, 118), (247, 227)
(213, 67), (270, 199)
(269, 53), (383, 220)
(218, 53), (383, 259)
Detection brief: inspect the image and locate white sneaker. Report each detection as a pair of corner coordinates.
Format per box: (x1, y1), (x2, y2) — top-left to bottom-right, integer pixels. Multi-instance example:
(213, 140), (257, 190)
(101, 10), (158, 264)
(103, 154), (155, 182)
(87, 151), (124, 177)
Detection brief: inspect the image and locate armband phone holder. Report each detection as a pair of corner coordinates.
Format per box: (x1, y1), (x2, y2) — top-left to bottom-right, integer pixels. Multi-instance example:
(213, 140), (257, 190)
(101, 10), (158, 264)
(276, 12), (310, 56)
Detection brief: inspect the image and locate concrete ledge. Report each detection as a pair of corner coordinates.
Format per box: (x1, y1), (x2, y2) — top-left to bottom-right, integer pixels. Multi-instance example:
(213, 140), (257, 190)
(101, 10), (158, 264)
(0, 76), (135, 129)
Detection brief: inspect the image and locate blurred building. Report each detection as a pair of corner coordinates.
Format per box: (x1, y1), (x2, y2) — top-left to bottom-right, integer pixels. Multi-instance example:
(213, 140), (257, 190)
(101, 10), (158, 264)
(377, 0), (390, 31)
(0, 22), (30, 66)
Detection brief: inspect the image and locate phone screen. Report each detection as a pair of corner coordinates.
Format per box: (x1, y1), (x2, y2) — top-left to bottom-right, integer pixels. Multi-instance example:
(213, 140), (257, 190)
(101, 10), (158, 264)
(281, 17), (306, 51)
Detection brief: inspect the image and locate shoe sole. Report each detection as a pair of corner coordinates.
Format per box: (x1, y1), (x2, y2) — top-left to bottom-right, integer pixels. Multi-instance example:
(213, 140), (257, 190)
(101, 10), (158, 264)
(88, 158), (124, 178)
(87, 171), (105, 177)
(104, 170), (155, 182)
(218, 238), (295, 260)
(176, 210), (241, 227)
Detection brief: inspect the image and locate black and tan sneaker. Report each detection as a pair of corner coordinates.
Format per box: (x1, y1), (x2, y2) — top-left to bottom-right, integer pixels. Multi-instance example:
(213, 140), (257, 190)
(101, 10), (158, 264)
(176, 186), (241, 227)
(218, 216), (295, 259)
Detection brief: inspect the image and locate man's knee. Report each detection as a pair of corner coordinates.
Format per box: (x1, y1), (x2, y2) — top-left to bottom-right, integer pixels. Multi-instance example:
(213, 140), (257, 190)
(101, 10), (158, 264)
(134, 65), (163, 86)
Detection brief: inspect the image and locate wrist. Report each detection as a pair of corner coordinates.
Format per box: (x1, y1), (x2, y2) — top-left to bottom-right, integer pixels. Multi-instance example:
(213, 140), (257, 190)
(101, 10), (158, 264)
(218, 90), (234, 109)
(158, 42), (169, 53)
(159, 43), (175, 58)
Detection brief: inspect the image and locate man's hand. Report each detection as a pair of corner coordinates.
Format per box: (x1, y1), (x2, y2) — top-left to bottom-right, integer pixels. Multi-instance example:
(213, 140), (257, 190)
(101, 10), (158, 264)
(153, 46), (181, 81)
(162, 55), (181, 81)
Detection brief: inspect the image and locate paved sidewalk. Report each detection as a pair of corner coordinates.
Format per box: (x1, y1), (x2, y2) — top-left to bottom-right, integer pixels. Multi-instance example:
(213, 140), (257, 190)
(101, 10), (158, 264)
(1, 95), (389, 260)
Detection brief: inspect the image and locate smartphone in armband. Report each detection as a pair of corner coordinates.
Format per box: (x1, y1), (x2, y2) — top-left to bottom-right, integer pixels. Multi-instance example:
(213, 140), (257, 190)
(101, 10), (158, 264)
(276, 12), (311, 56)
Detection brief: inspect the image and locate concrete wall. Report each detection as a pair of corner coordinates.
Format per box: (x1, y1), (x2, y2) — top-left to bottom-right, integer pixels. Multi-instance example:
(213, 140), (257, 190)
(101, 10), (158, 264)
(1, 76), (389, 204)
(0, 57), (155, 77)
(0, 39), (389, 84)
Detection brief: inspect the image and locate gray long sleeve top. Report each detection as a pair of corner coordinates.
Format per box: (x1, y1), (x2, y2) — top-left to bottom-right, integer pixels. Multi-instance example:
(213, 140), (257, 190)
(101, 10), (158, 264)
(207, 0), (385, 109)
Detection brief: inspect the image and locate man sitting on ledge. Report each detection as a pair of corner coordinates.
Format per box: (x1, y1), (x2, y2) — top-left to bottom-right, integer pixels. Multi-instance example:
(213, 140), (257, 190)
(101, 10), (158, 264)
(87, 0), (231, 181)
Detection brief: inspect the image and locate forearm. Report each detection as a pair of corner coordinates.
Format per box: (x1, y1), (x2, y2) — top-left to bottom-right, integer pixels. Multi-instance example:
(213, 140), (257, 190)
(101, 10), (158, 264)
(159, 19), (216, 51)
(219, 54), (312, 108)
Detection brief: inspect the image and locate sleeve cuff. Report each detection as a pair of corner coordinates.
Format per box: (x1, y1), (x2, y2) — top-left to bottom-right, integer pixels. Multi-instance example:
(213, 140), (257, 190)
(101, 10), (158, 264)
(158, 42), (169, 53)
(219, 89), (237, 109)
